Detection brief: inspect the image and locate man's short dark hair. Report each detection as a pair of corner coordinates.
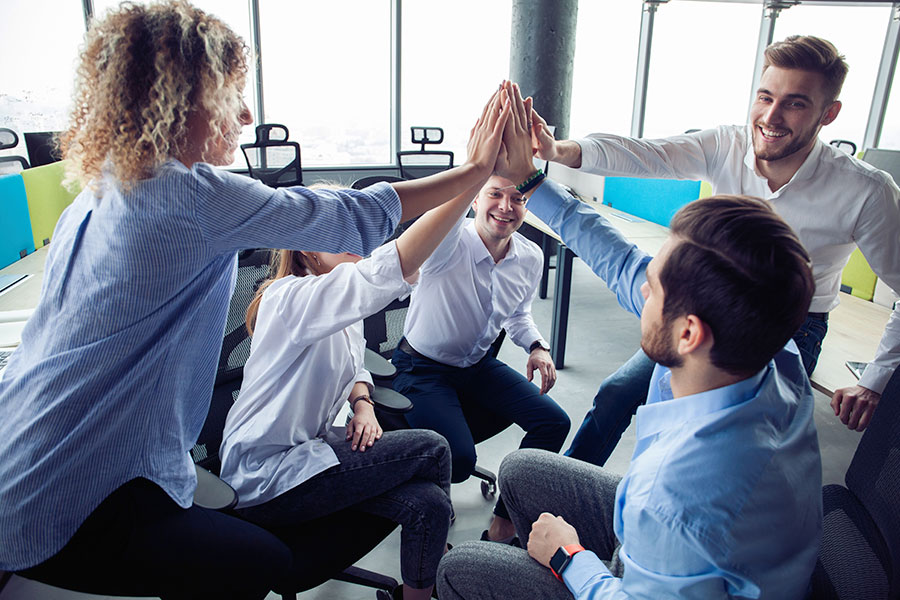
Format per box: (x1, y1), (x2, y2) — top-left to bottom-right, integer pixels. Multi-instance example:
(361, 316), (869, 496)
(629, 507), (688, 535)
(764, 35), (848, 103)
(660, 195), (814, 377)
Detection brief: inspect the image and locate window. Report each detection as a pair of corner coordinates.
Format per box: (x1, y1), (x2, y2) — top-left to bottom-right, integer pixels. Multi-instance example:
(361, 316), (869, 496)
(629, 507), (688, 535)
(259, 0), (392, 166)
(401, 0), (511, 162)
(0, 0), (85, 160)
(642, 0), (760, 138)
(880, 67), (900, 150)
(569, 1), (641, 138)
(774, 3), (892, 152)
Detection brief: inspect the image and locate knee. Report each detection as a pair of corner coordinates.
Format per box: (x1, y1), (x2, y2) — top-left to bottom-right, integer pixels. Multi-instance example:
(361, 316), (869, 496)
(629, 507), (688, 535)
(418, 481), (453, 526)
(499, 449), (545, 493)
(450, 446), (477, 483)
(437, 543), (484, 600)
(533, 404), (570, 447)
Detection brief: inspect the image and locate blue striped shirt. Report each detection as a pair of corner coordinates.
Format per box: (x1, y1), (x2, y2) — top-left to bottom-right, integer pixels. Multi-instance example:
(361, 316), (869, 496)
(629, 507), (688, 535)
(0, 160), (401, 570)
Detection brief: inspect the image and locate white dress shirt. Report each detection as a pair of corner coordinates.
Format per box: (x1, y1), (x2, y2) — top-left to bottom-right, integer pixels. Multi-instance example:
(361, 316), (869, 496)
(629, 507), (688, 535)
(578, 125), (900, 393)
(219, 242), (411, 508)
(403, 217), (547, 368)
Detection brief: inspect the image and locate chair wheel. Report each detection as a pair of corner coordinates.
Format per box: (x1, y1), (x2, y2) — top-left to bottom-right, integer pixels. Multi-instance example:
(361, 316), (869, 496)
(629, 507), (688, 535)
(481, 480), (496, 498)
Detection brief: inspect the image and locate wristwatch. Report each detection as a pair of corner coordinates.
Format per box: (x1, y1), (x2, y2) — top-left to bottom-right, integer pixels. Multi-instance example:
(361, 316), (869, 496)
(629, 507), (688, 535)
(529, 340), (549, 353)
(549, 544), (585, 581)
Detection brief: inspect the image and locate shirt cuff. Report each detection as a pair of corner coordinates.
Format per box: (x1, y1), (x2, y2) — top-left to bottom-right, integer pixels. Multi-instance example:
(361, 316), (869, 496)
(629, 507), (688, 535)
(858, 362), (893, 395)
(526, 177), (569, 225)
(562, 550), (617, 595)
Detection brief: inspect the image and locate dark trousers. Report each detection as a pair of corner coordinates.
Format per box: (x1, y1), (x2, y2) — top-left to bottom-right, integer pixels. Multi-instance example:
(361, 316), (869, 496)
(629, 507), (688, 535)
(565, 313), (828, 467)
(18, 478), (291, 600)
(391, 346), (570, 520)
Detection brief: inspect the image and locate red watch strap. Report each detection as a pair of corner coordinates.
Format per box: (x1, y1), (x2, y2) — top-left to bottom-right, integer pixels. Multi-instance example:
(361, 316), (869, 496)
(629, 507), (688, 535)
(551, 544), (586, 580)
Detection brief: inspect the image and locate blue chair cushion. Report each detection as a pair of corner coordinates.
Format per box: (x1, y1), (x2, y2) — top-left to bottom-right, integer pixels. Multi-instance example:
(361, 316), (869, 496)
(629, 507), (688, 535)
(0, 173), (35, 269)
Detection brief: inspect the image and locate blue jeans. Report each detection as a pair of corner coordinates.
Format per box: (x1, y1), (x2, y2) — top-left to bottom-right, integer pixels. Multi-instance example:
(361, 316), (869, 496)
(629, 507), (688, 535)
(238, 429), (452, 589)
(391, 347), (570, 520)
(565, 314), (828, 467)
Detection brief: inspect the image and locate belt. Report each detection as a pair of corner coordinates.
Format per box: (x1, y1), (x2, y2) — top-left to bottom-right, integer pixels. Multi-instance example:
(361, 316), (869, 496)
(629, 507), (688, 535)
(398, 337), (429, 360)
(808, 312), (829, 322)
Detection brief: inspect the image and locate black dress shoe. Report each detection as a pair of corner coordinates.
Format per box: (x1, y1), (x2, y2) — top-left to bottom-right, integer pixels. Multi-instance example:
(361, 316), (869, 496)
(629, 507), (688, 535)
(480, 529), (521, 547)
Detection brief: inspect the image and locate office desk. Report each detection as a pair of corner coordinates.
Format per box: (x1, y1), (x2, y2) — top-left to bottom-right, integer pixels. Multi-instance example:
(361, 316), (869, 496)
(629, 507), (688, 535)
(810, 292), (891, 396)
(524, 199), (668, 368)
(0, 247), (47, 312)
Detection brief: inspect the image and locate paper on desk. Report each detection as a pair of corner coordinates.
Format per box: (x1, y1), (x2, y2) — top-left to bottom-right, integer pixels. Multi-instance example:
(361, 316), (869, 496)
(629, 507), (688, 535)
(0, 321), (26, 347)
(0, 309), (34, 324)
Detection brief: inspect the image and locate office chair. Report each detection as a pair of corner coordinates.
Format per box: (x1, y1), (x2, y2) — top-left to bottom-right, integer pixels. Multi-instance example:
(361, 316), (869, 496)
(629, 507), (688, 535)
(808, 367), (900, 599)
(0, 128), (29, 175)
(23, 131), (61, 167)
(830, 139), (857, 156)
(363, 298), (507, 499)
(397, 126), (454, 180)
(861, 148), (900, 185)
(240, 124), (303, 188)
(351, 174), (405, 189)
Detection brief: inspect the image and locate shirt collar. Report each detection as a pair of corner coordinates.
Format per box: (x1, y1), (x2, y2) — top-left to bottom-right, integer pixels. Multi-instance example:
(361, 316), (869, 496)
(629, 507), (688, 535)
(463, 220), (520, 265)
(742, 126), (825, 194)
(636, 364), (769, 440)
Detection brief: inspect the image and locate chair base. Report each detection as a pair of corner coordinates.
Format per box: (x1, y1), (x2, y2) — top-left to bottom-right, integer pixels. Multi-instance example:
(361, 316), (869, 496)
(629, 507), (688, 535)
(472, 466), (497, 499)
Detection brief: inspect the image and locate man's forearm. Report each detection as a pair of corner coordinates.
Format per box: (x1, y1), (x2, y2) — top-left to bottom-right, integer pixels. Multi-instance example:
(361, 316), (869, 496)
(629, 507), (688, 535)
(553, 140), (583, 169)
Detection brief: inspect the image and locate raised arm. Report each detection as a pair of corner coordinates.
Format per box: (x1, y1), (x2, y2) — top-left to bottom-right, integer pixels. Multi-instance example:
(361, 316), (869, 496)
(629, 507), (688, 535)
(531, 107), (583, 169)
(393, 89), (508, 277)
(391, 88), (509, 223)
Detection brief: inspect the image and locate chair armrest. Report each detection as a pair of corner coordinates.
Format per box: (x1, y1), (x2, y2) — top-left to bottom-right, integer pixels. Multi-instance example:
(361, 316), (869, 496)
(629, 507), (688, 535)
(371, 385), (412, 414)
(364, 348), (396, 378)
(193, 464), (237, 510)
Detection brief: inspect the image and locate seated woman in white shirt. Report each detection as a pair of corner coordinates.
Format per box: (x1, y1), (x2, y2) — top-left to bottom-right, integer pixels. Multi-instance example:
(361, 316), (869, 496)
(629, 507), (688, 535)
(219, 92), (508, 600)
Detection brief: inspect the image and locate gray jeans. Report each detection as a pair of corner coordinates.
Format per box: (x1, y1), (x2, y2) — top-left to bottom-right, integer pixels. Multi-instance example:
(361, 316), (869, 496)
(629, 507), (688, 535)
(437, 449), (624, 599)
(238, 428), (452, 589)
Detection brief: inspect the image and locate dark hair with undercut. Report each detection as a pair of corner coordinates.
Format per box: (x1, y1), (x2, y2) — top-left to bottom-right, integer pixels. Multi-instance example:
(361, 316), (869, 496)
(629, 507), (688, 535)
(659, 195), (814, 377)
(764, 35), (848, 103)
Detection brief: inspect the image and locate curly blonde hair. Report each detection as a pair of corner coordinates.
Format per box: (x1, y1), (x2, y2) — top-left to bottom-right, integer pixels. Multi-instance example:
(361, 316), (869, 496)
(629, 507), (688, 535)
(59, 0), (249, 189)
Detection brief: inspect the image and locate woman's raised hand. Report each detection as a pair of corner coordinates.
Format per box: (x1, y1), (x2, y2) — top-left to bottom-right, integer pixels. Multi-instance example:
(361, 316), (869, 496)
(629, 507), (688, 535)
(496, 81), (538, 185)
(464, 86), (511, 177)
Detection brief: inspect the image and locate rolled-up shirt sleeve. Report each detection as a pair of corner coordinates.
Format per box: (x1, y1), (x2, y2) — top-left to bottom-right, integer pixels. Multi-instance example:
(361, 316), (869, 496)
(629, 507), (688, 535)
(853, 175), (900, 393)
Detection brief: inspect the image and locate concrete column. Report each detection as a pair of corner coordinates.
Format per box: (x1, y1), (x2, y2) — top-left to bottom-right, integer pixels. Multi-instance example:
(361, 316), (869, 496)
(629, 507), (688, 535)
(510, 0), (578, 141)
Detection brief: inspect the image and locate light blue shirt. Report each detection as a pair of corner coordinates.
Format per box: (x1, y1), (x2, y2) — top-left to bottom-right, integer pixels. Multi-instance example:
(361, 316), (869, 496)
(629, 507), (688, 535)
(0, 161), (401, 570)
(528, 179), (822, 599)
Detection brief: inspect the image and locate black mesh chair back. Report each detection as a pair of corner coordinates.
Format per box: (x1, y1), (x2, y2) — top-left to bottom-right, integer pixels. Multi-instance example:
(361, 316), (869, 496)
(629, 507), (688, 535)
(397, 126), (454, 180)
(363, 297), (411, 359)
(23, 131), (61, 167)
(810, 367), (900, 599)
(191, 249), (272, 473)
(241, 124), (303, 188)
(351, 174), (405, 189)
(0, 128), (30, 174)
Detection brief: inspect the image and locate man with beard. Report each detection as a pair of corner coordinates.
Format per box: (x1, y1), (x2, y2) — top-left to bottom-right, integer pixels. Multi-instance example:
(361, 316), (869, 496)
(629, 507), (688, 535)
(436, 84), (822, 599)
(437, 190), (822, 598)
(531, 36), (900, 471)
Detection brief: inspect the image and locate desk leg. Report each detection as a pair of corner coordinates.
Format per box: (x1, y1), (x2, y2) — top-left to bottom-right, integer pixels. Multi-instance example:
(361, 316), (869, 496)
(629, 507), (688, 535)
(539, 233), (554, 300)
(549, 244), (573, 369)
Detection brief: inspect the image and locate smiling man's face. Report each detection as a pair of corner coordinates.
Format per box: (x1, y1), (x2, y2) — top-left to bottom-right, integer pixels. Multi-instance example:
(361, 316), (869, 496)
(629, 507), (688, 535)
(473, 175), (528, 246)
(749, 66), (840, 164)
